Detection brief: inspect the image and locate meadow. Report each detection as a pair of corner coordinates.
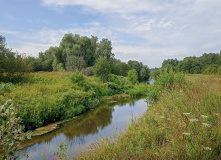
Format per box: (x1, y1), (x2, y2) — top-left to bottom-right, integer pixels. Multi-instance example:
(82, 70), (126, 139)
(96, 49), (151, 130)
(0, 72), (149, 131)
(77, 74), (221, 159)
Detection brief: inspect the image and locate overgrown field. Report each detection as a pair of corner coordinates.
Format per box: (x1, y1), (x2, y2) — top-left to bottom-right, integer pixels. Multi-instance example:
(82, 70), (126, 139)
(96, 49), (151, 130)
(77, 74), (221, 159)
(0, 72), (149, 130)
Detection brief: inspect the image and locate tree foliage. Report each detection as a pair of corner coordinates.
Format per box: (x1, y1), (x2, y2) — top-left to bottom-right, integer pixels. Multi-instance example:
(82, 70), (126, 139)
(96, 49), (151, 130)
(0, 84), (32, 159)
(161, 52), (221, 75)
(93, 58), (111, 82)
(128, 69), (138, 85)
(0, 35), (30, 79)
(128, 60), (150, 82)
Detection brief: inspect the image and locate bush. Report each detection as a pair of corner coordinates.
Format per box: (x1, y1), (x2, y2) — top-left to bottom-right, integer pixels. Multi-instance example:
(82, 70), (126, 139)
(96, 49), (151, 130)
(128, 69), (138, 85)
(69, 69), (85, 86)
(93, 58), (111, 82)
(147, 68), (185, 102)
(81, 67), (94, 76)
(125, 83), (149, 97)
(0, 99), (32, 159)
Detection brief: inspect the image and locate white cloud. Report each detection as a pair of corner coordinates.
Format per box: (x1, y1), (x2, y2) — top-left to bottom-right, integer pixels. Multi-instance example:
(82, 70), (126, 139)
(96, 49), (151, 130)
(42, 0), (170, 13)
(0, 30), (19, 35)
(3, 0), (221, 68)
(11, 23), (114, 57)
(13, 43), (52, 57)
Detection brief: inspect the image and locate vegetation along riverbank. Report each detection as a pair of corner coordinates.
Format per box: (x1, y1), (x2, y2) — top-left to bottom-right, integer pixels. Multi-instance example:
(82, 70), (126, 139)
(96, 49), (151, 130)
(0, 72), (149, 131)
(77, 73), (221, 159)
(1, 33), (221, 159)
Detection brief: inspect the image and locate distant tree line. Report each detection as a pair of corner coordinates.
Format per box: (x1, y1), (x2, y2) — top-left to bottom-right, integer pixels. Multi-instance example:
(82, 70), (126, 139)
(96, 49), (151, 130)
(0, 34), (150, 82)
(0, 35), (30, 77)
(152, 52), (221, 78)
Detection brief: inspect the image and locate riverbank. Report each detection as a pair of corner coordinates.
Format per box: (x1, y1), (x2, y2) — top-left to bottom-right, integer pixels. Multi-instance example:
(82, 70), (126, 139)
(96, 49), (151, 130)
(0, 72), (149, 131)
(31, 93), (138, 137)
(77, 75), (221, 159)
(16, 97), (147, 160)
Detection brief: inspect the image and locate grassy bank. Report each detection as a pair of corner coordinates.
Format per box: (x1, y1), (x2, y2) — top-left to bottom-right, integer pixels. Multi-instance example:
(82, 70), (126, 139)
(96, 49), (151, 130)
(77, 74), (221, 159)
(0, 72), (149, 130)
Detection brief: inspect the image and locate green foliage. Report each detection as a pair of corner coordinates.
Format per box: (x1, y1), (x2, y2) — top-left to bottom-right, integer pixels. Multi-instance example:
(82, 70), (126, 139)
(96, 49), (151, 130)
(81, 67), (94, 76)
(128, 60), (150, 82)
(55, 140), (68, 160)
(0, 83), (15, 95)
(161, 52), (221, 75)
(78, 75), (221, 160)
(110, 58), (129, 76)
(0, 35), (32, 83)
(218, 66), (221, 75)
(106, 75), (129, 95)
(162, 58), (179, 71)
(94, 58), (111, 82)
(147, 68), (185, 102)
(202, 64), (219, 75)
(0, 72), (149, 131)
(69, 69), (85, 85)
(96, 38), (114, 61)
(125, 83), (149, 97)
(0, 99), (32, 160)
(128, 69), (138, 85)
(66, 56), (86, 72)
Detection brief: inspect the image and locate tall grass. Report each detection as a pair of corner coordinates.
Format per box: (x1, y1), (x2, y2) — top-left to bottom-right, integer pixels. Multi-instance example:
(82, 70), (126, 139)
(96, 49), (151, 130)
(77, 74), (221, 159)
(0, 72), (149, 130)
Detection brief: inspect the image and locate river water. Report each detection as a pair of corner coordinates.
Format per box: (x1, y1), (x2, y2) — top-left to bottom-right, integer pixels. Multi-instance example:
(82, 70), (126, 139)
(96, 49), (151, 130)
(16, 97), (148, 160)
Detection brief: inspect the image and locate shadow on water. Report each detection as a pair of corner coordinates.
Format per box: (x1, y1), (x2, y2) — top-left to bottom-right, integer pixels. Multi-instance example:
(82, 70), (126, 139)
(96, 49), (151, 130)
(16, 97), (147, 160)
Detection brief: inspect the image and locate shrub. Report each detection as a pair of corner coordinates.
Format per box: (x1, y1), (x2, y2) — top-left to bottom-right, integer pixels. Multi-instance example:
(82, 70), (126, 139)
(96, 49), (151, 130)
(69, 69), (85, 86)
(128, 69), (138, 85)
(0, 99), (32, 159)
(93, 58), (111, 82)
(81, 67), (94, 76)
(147, 68), (185, 102)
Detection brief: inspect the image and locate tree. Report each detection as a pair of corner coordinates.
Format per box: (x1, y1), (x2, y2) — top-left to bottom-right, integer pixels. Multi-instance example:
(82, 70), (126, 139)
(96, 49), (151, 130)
(162, 58), (179, 71)
(140, 66), (150, 81)
(93, 58), (111, 82)
(96, 39), (114, 61)
(110, 58), (129, 76)
(128, 69), (138, 85)
(59, 34), (98, 68)
(127, 60), (150, 82)
(0, 35), (29, 77)
(178, 57), (201, 74)
(66, 56), (86, 72)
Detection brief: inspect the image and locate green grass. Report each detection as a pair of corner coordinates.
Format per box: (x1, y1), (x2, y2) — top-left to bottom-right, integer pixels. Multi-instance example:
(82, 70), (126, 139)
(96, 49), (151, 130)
(0, 72), (149, 130)
(77, 75), (221, 159)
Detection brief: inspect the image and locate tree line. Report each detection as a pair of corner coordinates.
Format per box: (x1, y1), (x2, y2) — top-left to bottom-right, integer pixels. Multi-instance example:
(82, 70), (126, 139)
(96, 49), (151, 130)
(152, 52), (221, 78)
(0, 34), (150, 83)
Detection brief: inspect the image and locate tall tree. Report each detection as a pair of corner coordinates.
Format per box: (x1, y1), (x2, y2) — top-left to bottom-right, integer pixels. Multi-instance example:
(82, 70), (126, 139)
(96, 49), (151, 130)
(66, 55), (86, 72)
(96, 38), (114, 61)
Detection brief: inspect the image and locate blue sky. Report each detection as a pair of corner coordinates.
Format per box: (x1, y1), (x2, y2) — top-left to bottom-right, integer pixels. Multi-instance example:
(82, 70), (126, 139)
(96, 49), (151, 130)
(1, 0), (221, 68)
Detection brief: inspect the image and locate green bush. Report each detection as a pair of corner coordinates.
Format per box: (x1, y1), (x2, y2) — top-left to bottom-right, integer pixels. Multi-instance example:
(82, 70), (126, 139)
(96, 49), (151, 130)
(128, 69), (138, 85)
(0, 99), (32, 159)
(125, 83), (149, 97)
(81, 67), (94, 76)
(69, 69), (85, 85)
(147, 68), (185, 102)
(93, 58), (111, 82)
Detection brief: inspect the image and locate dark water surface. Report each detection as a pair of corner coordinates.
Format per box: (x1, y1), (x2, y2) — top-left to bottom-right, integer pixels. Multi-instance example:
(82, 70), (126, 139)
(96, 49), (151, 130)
(16, 98), (148, 160)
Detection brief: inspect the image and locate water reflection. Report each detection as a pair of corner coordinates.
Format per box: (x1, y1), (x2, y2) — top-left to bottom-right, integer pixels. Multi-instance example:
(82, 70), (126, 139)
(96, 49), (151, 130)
(16, 97), (147, 160)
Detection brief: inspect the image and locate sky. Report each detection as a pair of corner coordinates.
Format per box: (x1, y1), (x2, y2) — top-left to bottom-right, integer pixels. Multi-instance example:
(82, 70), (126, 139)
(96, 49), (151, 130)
(1, 0), (221, 68)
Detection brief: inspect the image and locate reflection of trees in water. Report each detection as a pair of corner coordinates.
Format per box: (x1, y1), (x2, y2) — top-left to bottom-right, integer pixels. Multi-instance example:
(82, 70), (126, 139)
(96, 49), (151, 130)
(19, 104), (113, 149)
(19, 97), (145, 153)
(63, 106), (113, 139)
(111, 97), (141, 107)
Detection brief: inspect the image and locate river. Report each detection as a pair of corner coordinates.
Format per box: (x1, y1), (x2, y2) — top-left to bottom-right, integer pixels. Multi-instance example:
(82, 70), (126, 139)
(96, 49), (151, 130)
(16, 97), (148, 160)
